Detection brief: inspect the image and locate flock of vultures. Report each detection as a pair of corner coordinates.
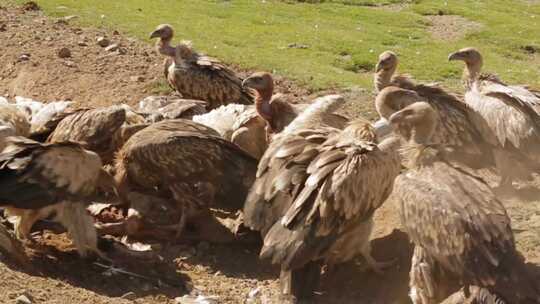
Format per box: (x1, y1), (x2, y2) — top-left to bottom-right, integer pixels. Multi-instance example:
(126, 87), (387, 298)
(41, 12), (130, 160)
(0, 23), (539, 304)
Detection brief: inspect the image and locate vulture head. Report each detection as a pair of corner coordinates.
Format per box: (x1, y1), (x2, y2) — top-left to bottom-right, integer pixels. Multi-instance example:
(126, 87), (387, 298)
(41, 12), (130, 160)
(375, 86), (423, 121)
(242, 72), (274, 95)
(448, 47), (483, 76)
(242, 72), (274, 122)
(389, 101), (437, 145)
(375, 51), (398, 73)
(150, 24), (174, 41)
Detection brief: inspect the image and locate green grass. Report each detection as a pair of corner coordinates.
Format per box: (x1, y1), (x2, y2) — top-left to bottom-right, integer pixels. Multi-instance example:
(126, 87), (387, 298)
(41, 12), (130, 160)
(7, 0), (540, 91)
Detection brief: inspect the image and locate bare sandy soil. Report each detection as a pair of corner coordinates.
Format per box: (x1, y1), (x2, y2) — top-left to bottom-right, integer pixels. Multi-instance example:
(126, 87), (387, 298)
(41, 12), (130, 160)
(0, 3), (538, 304)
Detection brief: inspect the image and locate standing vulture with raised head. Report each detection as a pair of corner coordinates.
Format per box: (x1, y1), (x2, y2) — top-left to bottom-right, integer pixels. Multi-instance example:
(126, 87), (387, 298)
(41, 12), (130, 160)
(243, 95), (401, 303)
(374, 51), (496, 170)
(241, 72), (348, 137)
(150, 24), (253, 109)
(389, 102), (540, 304)
(0, 137), (114, 259)
(449, 47), (540, 187)
(114, 119), (257, 238)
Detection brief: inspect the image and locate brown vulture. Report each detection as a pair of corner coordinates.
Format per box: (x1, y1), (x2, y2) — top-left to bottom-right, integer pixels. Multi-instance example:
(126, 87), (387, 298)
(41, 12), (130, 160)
(243, 95), (401, 302)
(114, 119), (257, 238)
(449, 47), (540, 188)
(389, 102), (540, 304)
(150, 24), (253, 109)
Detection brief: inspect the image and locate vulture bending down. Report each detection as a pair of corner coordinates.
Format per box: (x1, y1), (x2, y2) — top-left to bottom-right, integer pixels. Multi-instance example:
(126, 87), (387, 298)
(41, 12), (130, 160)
(374, 51), (496, 170)
(114, 119), (257, 238)
(150, 24), (253, 109)
(449, 47), (540, 187)
(243, 95), (401, 302)
(47, 105), (140, 165)
(389, 102), (540, 304)
(0, 137), (114, 259)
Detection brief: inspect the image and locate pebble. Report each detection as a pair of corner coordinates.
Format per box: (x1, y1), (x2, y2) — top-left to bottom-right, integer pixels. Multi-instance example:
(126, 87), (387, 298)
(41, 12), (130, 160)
(120, 291), (137, 300)
(130, 75), (144, 82)
(18, 53), (31, 61)
(0, 23), (6, 32)
(77, 41), (88, 47)
(57, 47), (71, 58)
(96, 36), (110, 47)
(15, 295), (32, 304)
(104, 43), (119, 52)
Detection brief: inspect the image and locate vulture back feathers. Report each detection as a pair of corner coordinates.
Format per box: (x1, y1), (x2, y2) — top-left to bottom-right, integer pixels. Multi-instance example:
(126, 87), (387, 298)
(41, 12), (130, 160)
(244, 96), (401, 300)
(115, 119), (257, 212)
(47, 106), (127, 164)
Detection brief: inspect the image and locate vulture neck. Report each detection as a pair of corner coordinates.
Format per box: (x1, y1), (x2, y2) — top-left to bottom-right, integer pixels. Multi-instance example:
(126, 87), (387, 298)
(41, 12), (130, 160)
(157, 38), (176, 58)
(402, 126), (438, 168)
(463, 61), (482, 90)
(255, 87), (274, 123)
(375, 66), (397, 92)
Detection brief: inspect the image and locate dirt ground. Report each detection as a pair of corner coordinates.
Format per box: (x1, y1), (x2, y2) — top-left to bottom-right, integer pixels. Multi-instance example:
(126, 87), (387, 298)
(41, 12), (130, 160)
(0, 3), (538, 304)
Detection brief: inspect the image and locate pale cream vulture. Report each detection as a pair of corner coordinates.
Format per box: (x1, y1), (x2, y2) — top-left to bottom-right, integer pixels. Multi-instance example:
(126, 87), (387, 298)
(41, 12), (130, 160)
(374, 51), (496, 170)
(150, 24), (253, 109)
(114, 119), (257, 238)
(0, 103), (31, 150)
(389, 102), (540, 304)
(449, 47), (540, 187)
(243, 96), (401, 302)
(0, 137), (114, 259)
(138, 95), (207, 122)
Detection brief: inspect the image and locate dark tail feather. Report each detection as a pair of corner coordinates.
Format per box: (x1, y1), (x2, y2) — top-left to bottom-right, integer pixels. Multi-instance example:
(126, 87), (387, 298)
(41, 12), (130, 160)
(494, 254), (540, 303)
(280, 261), (322, 301)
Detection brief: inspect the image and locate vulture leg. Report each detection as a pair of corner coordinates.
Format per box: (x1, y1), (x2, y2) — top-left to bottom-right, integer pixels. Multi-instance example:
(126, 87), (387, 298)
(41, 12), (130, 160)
(174, 204), (188, 240)
(5, 206), (57, 240)
(361, 247), (397, 275)
(280, 261), (322, 303)
(409, 246), (438, 304)
(0, 222), (30, 267)
(59, 201), (110, 261)
(409, 246), (459, 304)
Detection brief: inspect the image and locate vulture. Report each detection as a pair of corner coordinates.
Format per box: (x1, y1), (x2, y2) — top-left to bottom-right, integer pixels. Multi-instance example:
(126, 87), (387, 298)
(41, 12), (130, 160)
(150, 24), (253, 109)
(47, 105), (137, 165)
(389, 102), (540, 304)
(0, 136), (114, 259)
(138, 95), (207, 122)
(374, 51), (496, 170)
(114, 119), (258, 237)
(243, 95), (401, 302)
(0, 103), (31, 151)
(449, 47), (540, 187)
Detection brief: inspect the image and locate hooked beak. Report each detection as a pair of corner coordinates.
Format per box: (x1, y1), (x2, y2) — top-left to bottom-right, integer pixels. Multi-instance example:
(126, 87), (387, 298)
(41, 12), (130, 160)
(375, 62), (383, 72)
(149, 30), (161, 39)
(448, 52), (462, 62)
(241, 78), (252, 89)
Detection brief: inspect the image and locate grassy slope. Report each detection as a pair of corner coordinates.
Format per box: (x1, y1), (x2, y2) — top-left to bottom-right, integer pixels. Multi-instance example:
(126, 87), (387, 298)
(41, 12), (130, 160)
(9, 0), (540, 91)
